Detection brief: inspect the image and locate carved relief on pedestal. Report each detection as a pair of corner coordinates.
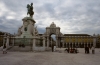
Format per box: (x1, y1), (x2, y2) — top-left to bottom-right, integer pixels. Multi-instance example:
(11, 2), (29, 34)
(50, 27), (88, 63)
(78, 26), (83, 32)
(17, 27), (22, 36)
(16, 16), (39, 37)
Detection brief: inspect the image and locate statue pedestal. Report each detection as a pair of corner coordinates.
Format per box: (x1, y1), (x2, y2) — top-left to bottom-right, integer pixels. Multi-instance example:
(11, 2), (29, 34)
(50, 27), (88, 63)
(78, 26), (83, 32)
(14, 16), (46, 51)
(20, 31), (33, 38)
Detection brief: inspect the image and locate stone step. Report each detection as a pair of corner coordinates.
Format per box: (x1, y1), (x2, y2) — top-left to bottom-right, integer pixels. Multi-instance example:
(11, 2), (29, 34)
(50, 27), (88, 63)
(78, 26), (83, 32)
(8, 46), (32, 52)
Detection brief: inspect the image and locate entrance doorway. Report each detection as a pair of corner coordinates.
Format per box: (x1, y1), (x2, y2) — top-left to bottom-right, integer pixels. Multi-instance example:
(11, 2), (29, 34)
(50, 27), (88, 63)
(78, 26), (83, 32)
(50, 34), (56, 52)
(50, 34), (56, 47)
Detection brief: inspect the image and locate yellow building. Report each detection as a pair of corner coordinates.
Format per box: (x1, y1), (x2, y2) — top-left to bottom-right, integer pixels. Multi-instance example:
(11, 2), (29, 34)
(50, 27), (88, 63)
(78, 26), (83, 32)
(96, 34), (100, 48)
(63, 34), (94, 48)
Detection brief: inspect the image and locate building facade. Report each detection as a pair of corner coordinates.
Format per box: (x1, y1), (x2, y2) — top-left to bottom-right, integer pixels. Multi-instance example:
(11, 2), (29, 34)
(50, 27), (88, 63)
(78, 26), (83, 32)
(0, 31), (13, 46)
(96, 34), (100, 48)
(63, 34), (100, 48)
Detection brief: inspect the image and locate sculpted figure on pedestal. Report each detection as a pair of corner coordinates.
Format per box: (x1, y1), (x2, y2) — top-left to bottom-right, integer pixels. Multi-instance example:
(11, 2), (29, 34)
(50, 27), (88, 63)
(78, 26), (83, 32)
(34, 26), (39, 36)
(27, 3), (34, 18)
(17, 27), (22, 36)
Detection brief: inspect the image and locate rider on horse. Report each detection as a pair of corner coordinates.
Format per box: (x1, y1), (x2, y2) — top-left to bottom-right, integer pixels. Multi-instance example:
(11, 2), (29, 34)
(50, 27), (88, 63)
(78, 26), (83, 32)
(27, 3), (34, 18)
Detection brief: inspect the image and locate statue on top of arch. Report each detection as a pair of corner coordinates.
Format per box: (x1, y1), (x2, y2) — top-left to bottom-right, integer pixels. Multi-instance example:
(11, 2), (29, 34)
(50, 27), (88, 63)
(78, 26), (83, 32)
(27, 3), (34, 18)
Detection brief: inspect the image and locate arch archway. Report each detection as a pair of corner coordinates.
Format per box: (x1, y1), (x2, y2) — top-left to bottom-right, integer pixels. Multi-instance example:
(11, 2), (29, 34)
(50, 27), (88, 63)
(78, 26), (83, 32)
(67, 43), (69, 48)
(44, 22), (63, 48)
(82, 43), (84, 48)
(85, 43), (87, 47)
(73, 43), (75, 48)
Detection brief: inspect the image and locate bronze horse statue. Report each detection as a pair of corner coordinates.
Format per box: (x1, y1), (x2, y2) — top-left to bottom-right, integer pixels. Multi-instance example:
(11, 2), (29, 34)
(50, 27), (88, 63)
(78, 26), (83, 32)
(27, 3), (34, 18)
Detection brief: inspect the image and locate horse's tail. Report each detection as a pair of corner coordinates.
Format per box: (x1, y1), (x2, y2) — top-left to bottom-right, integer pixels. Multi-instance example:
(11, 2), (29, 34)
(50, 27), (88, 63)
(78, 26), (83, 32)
(27, 12), (29, 15)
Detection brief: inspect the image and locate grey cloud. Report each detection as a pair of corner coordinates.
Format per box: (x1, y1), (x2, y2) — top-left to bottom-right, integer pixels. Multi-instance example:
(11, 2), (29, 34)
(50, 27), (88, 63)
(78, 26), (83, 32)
(0, 0), (100, 35)
(37, 28), (46, 34)
(0, 16), (21, 34)
(2, 0), (28, 11)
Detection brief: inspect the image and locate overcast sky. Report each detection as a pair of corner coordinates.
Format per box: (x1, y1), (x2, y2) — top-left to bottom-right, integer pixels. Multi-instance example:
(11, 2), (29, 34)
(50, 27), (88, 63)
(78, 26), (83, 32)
(0, 0), (100, 35)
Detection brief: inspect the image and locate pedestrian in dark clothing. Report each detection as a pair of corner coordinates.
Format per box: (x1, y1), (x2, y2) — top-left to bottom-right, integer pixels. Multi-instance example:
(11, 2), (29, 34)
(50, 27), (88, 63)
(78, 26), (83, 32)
(52, 44), (54, 52)
(67, 47), (70, 53)
(85, 46), (87, 54)
(85, 46), (90, 54)
(87, 46), (90, 54)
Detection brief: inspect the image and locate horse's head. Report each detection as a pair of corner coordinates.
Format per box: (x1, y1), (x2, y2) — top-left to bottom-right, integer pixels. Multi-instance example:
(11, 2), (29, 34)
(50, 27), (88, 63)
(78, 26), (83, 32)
(27, 4), (30, 8)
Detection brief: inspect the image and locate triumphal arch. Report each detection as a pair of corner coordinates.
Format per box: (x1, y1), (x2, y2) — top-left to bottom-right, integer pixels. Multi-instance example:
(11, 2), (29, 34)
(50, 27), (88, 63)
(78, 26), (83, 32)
(44, 22), (63, 48)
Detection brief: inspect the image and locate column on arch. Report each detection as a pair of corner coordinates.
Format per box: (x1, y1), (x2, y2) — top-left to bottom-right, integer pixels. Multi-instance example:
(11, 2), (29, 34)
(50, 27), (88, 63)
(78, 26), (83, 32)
(56, 37), (58, 47)
(66, 43), (67, 48)
(12, 37), (15, 46)
(62, 38), (65, 48)
(43, 37), (45, 48)
(6, 36), (9, 48)
(47, 37), (49, 48)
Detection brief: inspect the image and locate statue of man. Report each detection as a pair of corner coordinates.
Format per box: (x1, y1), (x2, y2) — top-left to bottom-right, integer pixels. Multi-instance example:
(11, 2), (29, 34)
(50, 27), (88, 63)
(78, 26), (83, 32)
(35, 26), (39, 36)
(27, 3), (34, 18)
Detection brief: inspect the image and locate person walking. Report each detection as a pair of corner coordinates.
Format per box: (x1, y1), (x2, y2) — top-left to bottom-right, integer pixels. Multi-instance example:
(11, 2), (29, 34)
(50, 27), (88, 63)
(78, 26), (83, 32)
(91, 46), (95, 54)
(3, 44), (7, 54)
(51, 44), (54, 52)
(85, 46), (87, 54)
(87, 46), (90, 54)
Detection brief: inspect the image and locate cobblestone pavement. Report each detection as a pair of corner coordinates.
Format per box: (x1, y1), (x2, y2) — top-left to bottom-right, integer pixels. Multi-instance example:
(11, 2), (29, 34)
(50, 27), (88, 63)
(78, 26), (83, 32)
(0, 48), (100, 65)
